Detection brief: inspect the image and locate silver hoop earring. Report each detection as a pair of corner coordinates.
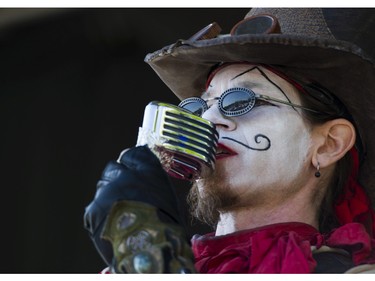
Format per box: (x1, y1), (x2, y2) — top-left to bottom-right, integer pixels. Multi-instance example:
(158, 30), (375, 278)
(315, 162), (321, 178)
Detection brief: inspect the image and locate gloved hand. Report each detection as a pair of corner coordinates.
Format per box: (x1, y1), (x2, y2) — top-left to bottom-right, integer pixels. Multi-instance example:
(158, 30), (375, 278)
(83, 145), (195, 273)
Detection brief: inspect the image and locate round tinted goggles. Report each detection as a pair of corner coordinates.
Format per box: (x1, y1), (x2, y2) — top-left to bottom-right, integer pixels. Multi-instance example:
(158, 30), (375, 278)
(178, 87), (322, 117)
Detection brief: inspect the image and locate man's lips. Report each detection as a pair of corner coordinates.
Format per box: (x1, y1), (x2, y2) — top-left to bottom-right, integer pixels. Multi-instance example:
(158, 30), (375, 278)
(215, 143), (237, 160)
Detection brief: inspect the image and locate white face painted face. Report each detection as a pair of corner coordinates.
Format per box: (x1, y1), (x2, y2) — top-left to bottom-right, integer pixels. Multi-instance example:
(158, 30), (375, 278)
(198, 64), (314, 208)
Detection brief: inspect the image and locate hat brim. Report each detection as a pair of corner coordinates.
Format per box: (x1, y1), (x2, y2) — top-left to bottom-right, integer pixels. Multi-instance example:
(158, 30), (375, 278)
(145, 33), (375, 202)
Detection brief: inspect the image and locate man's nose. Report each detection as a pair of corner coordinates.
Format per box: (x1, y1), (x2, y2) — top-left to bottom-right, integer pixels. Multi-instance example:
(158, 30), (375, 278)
(202, 104), (236, 131)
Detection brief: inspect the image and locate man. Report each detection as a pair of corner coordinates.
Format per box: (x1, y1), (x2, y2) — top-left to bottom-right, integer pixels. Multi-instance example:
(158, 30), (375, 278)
(84, 8), (375, 273)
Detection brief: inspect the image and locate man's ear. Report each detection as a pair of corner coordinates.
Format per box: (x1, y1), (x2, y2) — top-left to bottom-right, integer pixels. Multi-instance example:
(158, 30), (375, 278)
(312, 118), (356, 168)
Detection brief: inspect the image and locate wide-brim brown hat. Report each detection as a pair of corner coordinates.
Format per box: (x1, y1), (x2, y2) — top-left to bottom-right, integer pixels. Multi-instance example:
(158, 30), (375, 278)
(144, 8), (375, 203)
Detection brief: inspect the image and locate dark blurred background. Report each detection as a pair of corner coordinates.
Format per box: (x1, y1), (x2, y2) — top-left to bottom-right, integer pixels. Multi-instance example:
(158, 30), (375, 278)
(0, 8), (248, 273)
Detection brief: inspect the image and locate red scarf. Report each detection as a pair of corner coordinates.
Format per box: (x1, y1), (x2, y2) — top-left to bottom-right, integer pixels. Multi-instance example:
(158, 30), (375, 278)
(192, 222), (375, 273)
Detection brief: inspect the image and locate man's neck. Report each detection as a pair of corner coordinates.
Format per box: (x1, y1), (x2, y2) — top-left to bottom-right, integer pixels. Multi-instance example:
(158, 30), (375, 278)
(215, 191), (319, 236)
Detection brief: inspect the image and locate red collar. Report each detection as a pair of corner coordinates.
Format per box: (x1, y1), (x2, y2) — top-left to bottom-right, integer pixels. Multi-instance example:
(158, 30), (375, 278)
(192, 222), (375, 273)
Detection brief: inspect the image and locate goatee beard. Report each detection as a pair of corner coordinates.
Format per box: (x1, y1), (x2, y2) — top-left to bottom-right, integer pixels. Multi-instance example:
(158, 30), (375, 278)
(187, 165), (239, 228)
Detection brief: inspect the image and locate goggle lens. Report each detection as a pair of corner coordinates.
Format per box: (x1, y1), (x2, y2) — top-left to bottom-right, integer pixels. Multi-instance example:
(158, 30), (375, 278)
(230, 15), (281, 35)
(179, 88), (256, 117)
(220, 88), (255, 116)
(178, 97), (208, 116)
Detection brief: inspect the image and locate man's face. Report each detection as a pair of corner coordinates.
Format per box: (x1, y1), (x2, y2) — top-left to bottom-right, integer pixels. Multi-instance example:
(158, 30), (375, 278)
(192, 64), (314, 214)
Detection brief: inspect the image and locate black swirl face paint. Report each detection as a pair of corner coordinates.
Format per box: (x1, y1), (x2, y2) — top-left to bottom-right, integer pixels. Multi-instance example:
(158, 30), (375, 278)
(222, 135), (271, 151)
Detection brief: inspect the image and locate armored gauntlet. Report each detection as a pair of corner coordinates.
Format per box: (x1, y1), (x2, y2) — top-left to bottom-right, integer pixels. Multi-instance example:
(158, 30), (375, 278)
(84, 146), (195, 273)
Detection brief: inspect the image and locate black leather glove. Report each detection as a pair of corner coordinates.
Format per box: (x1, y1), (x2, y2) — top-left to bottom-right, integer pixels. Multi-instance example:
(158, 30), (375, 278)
(83, 145), (194, 273)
